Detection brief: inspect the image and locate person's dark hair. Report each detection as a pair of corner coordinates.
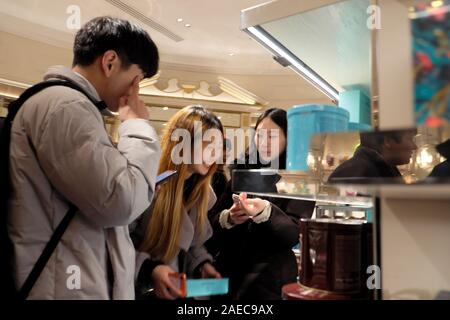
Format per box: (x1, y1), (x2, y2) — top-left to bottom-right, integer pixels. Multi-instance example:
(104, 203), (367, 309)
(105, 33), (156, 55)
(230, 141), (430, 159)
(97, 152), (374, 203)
(189, 105), (224, 132)
(436, 139), (450, 160)
(254, 108), (288, 140)
(232, 108), (288, 170)
(360, 129), (416, 152)
(72, 16), (159, 78)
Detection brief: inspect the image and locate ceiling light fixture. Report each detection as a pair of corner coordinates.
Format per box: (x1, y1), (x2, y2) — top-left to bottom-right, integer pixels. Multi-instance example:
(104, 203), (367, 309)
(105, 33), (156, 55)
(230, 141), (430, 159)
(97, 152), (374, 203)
(163, 106), (169, 110)
(0, 92), (19, 99)
(0, 78), (30, 89)
(184, 23), (191, 28)
(104, 0), (184, 42)
(177, 18), (183, 22)
(228, 53), (235, 56)
(431, 0), (444, 8)
(245, 26), (339, 101)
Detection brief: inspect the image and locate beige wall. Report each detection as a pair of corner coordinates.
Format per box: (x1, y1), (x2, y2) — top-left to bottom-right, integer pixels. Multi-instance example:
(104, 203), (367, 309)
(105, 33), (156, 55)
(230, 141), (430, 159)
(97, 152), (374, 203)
(376, 0), (414, 129)
(0, 31), (72, 84)
(381, 198), (450, 299)
(0, 31), (331, 110)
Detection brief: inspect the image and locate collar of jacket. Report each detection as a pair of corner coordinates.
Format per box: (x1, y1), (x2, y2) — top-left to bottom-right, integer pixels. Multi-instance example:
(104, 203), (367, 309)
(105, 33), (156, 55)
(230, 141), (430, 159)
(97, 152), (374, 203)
(43, 65), (103, 103)
(355, 145), (402, 177)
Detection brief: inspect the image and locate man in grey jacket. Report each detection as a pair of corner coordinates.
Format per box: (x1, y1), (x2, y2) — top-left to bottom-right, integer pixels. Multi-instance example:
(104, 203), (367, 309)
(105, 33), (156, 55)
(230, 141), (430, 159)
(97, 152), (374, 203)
(8, 16), (161, 299)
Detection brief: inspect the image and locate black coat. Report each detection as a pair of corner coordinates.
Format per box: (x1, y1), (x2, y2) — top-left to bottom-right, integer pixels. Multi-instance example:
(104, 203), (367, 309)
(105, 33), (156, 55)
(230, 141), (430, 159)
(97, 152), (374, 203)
(206, 175), (315, 300)
(428, 160), (450, 178)
(211, 170), (228, 200)
(328, 146), (403, 183)
(427, 140), (450, 179)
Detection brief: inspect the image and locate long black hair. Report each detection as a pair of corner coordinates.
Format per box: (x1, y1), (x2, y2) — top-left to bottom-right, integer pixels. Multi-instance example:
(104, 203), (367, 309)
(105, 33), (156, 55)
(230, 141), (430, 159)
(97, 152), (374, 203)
(232, 108), (287, 170)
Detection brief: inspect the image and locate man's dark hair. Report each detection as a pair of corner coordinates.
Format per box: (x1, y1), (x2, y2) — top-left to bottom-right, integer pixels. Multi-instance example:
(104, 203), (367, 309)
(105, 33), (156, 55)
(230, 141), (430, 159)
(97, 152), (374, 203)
(360, 129), (416, 152)
(72, 16), (159, 78)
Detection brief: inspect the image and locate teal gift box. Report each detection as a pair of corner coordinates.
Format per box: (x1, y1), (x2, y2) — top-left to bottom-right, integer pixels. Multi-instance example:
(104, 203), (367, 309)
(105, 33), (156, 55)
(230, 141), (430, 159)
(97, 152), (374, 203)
(287, 104), (349, 170)
(339, 89), (371, 126)
(186, 278), (229, 298)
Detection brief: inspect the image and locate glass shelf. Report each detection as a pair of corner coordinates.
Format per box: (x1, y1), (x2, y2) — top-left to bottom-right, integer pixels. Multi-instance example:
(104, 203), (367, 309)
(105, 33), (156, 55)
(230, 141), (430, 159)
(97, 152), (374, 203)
(242, 191), (373, 208)
(332, 183), (450, 201)
(231, 169), (374, 208)
(231, 169), (450, 206)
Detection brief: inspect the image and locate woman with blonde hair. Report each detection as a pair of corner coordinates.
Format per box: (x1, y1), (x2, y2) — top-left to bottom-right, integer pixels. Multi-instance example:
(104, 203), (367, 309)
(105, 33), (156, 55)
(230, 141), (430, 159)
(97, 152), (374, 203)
(131, 105), (224, 300)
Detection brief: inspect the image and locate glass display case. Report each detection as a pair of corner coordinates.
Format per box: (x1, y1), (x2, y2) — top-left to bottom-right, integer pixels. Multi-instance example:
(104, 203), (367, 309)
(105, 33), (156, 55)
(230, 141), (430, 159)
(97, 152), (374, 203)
(230, 167), (377, 300)
(231, 169), (374, 208)
(240, 0), (450, 300)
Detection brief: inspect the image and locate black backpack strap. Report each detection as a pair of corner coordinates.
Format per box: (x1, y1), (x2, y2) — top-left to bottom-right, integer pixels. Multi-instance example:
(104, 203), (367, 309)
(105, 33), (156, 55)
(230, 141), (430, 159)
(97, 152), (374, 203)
(17, 204), (78, 300)
(5, 79), (106, 125)
(0, 79), (107, 300)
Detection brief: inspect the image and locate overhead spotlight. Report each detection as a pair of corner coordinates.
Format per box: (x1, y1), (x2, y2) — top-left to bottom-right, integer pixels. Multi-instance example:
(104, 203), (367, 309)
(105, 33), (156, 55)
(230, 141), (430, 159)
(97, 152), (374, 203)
(177, 18), (183, 22)
(184, 23), (191, 28)
(431, 0), (444, 8)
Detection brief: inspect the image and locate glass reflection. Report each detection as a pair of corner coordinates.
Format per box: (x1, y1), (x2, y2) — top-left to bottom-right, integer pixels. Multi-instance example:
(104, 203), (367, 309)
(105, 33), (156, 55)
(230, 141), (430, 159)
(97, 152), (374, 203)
(309, 125), (450, 184)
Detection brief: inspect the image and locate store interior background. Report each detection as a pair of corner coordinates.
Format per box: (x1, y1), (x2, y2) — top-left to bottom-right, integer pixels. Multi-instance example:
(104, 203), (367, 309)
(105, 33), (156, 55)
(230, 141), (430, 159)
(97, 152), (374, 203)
(0, 0), (449, 300)
(0, 0), (334, 138)
(1, 0), (446, 179)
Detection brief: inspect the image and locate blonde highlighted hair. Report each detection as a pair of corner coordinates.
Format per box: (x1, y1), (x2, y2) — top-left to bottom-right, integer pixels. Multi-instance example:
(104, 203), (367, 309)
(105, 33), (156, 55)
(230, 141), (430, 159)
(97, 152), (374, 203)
(140, 105), (223, 263)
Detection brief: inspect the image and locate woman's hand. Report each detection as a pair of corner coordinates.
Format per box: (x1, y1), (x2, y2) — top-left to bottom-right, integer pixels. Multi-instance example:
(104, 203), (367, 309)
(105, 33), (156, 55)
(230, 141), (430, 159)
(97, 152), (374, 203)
(227, 202), (251, 225)
(151, 265), (183, 300)
(238, 192), (269, 217)
(199, 262), (222, 279)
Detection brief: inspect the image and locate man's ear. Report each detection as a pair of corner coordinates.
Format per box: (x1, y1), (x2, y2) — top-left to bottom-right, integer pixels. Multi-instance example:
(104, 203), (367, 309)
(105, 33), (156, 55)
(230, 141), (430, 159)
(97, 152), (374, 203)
(101, 50), (119, 78)
(384, 137), (396, 150)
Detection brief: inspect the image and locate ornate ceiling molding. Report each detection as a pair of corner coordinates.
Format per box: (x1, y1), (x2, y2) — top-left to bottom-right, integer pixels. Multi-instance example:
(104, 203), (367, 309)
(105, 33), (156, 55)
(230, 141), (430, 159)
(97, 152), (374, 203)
(139, 76), (267, 108)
